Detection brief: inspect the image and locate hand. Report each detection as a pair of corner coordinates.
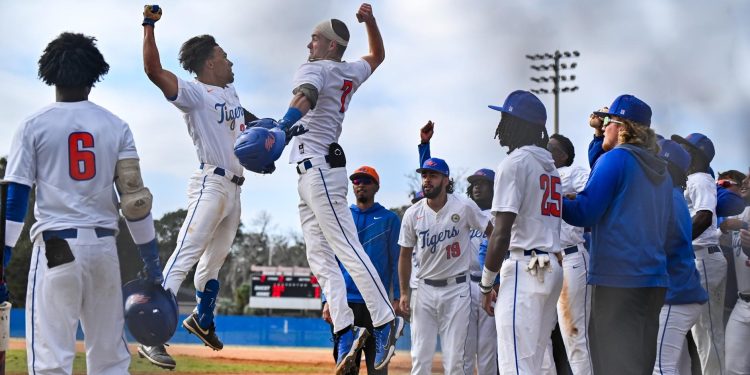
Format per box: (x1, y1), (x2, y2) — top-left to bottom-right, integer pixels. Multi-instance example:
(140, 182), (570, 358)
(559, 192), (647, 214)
(356, 3), (375, 24)
(589, 107), (608, 137)
(399, 294), (410, 317)
(482, 288), (497, 316)
(284, 124), (309, 145)
(142, 5), (162, 27)
(322, 302), (332, 324)
(564, 193), (577, 200)
(420, 120), (434, 144)
(392, 299), (406, 319)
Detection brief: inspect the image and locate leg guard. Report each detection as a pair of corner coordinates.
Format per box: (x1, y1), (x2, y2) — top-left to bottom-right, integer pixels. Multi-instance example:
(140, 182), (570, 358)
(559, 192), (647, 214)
(196, 279), (220, 329)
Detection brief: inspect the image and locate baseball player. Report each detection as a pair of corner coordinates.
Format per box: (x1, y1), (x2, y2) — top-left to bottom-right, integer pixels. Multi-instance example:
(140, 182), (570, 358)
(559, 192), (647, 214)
(398, 157), (493, 374)
(267, 4), (403, 373)
(322, 166), (402, 374)
(480, 90), (563, 374)
(3, 32), (163, 374)
(417, 121), (498, 374)
(139, 5), (254, 367)
(652, 139), (709, 375)
(547, 133), (592, 375)
(672, 133), (726, 374)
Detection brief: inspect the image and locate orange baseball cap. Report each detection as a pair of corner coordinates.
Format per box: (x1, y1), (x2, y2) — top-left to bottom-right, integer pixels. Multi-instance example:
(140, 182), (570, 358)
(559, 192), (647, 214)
(349, 166), (380, 184)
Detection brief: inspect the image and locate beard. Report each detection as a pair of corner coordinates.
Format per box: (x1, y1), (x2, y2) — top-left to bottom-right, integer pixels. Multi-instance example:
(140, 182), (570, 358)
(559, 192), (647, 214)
(423, 183), (444, 200)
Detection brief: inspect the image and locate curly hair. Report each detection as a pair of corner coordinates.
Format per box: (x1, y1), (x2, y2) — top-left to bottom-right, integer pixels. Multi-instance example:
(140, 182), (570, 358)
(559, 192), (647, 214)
(495, 113), (549, 154)
(179, 35), (218, 74)
(447, 178), (455, 194)
(550, 133), (575, 166)
(37, 32), (109, 88)
(617, 118), (658, 153)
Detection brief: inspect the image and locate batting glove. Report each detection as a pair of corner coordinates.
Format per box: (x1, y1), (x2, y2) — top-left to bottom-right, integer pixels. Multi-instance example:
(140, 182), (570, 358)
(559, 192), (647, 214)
(142, 5), (162, 27)
(283, 124), (309, 145)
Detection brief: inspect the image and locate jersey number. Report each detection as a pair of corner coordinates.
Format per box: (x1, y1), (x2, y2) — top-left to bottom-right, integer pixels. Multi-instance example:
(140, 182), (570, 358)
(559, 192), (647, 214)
(339, 80), (353, 113)
(445, 242), (461, 259)
(68, 132), (96, 181)
(539, 174), (561, 217)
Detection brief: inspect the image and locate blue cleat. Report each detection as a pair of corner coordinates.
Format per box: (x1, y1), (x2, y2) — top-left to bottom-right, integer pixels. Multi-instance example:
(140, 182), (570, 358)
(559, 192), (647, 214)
(373, 317), (405, 370)
(335, 326), (369, 375)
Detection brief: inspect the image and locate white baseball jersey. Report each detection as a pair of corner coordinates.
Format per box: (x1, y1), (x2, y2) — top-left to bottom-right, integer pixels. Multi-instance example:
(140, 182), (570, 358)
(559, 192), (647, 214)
(287, 59), (371, 163)
(467, 204), (492, 277)
(492, 145), (562, 253)
(684, 172), (719, 249)
(399, 194), (490, 280)
(170, 77), (245, 176)
(734, 207), (750, 294)
(557, 165), (589, 248)
(4, 101), (138, 240)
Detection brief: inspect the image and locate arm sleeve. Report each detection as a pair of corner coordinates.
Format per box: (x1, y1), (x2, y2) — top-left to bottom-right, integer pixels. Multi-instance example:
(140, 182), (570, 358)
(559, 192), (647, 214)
(418, 142), (431, 168)
(4, 182), (31, 248)
(588, 135), (605, 168)
(169, 77), (204, 112)
(562, 150), (623, 227)
(389, 215), (402, 300)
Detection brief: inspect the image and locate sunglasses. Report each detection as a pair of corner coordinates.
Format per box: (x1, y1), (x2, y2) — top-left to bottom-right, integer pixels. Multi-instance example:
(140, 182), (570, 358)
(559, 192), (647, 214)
(718, 179), (739, 188)
(352, 177), (375, 186)
(602, 116), (625, 128)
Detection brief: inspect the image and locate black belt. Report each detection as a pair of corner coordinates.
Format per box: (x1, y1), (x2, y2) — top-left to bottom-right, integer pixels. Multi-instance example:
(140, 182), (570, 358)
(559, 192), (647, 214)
(708, 246), (721, 254)
(200, 163), (244, 186)
(739, 292), (750, 303)
(424, 275), (467, 287)
(470, 275), (481, 283)
(564, 246), (579, 255)
(42, 228), (116, 241)
(505, 249), (548, 259)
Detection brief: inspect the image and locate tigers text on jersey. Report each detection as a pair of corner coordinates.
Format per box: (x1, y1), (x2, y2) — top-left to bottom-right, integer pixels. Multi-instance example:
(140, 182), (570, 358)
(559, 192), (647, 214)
(492, 146), (562, 253)
(557, 165), (589, 248)
(467, 205), (492, 277)
(399, 194), (490, 280)
(287, 59), (371, 163)
(170, 77), (244, 176)
(685, 172), (719, 249)
(4, 101), (138, 240)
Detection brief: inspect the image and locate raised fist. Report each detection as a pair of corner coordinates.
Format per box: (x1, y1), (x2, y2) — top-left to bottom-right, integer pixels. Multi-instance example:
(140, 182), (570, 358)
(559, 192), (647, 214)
(356, 3), (375, 24)
(143, 5), (162, 27)
(420, 120), (434, 144)
(589, 106), (608, 136)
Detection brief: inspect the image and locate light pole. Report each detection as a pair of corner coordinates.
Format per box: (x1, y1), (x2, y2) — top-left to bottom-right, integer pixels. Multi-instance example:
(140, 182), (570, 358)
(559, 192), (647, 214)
(526, 50), (580, 135)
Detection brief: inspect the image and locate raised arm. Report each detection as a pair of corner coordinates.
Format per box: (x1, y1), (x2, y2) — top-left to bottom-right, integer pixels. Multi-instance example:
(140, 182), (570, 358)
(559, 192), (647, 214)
(356, 3), (385, 72)
(142, 5), (178, 99)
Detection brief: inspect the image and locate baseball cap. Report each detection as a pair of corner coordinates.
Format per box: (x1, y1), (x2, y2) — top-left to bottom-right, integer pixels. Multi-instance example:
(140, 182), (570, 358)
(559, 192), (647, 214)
(411, 190), (425, 204)
(416, 157), (450, 177)
(657, 139), (691, 174)
(671, 133), (715, 163)
(594, 94), (652, 127)
(488, 90), (547, 126)
(467, 168), (495, 184)
(349, 165), (380, 184)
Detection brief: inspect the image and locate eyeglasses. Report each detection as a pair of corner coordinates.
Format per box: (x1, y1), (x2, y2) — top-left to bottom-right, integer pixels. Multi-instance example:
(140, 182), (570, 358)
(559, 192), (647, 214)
(602, 116), (625, 128)
(352, 177), (374, 186)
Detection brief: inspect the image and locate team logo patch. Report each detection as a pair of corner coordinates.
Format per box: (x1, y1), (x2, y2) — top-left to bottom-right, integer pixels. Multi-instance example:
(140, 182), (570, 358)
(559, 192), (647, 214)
(264, 133), (276, 151)
(426, 160), (438, 167)
(451, 214), (460, 223)
(127, 293), (151, 305)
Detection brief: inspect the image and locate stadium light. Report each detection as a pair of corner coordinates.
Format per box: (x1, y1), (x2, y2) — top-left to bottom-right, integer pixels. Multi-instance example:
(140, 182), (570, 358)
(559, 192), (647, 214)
(526, 49), (581, 134)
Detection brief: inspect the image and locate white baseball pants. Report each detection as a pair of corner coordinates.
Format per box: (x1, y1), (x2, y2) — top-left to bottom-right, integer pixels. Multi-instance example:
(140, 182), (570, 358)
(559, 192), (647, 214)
(557, 246), (593, 375)
(726, 298), (750, 374)
(298, 166), (394, 332)
(464, 279), (499, 375)
(496, 251), (563, 375)
(26, 229), (130, 375)
(162, 167), (241, 297)
(653, 303), (702, 375)
(410, 278), (471, 375)
(692, 249), (727, 375)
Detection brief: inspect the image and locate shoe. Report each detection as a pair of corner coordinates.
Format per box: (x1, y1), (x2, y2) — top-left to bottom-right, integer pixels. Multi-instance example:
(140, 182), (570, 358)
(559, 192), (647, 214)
(373, 317), (405, 370)
(138, 344), (176, 370)
(335, 326), (369, 375)
(182, 312), (224, 350)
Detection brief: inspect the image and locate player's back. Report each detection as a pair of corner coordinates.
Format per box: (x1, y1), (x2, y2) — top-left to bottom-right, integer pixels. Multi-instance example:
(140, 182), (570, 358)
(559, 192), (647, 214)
(5, 101), (138, 238)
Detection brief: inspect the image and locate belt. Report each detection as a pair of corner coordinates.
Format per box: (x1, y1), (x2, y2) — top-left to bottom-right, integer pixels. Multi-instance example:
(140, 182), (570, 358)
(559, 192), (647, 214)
(739, 292), (750, 303)
(505, 249), (548, 260)
(296, 156), (330, 175)
(42, 228), (116, 241)
(200, 163), (244, 186)
(564, 246), (579, 255)
(470, 275), (481, 283)
(424, 275), (467, 287)
(708, 246), (721, 254)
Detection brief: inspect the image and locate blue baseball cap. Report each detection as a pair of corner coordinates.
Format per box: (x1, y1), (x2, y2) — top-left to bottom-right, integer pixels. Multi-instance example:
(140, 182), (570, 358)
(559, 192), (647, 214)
(671, 133), (715, 163)
(411, 190), (425, 204)
(488, 90), (547, 126)
(467, 168), (495, 184)
(657, 139), (691, 174)
(416, 157), (450, 177)
(594, 94), (652, 127)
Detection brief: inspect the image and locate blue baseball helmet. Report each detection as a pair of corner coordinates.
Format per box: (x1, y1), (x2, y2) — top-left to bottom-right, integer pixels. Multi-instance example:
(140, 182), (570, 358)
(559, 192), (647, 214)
(234, 118), (286, 174)
(123, 279), (178, 347)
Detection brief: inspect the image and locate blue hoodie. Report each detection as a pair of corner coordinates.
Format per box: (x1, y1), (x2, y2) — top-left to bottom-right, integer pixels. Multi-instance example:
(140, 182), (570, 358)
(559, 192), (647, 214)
(563, 144), (672, 288)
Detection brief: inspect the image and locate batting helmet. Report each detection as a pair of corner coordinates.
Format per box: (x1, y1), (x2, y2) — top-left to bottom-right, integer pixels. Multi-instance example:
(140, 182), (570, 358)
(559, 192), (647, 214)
(122, 279), (178, 346)
(234, 118), (286, 174)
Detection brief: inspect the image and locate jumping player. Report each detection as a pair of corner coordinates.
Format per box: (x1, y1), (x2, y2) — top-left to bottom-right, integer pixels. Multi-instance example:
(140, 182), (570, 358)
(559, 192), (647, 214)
(398, 157), (493, 374)
(270, 4), (403, 373)
(140, 5), (254, 367)
(480, 90), (564, 374)
(3, 32), (163, 374)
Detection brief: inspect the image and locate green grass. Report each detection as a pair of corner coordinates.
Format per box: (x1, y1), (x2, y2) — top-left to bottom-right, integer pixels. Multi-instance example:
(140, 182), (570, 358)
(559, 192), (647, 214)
(3, 349), (325, 374)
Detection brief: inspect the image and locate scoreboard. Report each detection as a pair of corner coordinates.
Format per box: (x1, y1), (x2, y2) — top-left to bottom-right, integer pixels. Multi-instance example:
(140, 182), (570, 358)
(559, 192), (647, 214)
(249, 269), (322, 310)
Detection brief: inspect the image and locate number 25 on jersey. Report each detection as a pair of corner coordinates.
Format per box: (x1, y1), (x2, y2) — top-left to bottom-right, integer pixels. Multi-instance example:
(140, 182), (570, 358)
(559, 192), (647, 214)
(539, 174), (561, 217)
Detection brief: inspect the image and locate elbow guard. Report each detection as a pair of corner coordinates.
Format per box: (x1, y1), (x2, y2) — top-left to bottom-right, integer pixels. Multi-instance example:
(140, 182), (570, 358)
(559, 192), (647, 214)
(115, 159), (153, 221)
(293, 83), (319, 110)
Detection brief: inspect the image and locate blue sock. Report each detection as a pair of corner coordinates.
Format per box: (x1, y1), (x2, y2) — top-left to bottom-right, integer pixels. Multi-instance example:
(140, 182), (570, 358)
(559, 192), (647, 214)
(196, 279), (220, 329)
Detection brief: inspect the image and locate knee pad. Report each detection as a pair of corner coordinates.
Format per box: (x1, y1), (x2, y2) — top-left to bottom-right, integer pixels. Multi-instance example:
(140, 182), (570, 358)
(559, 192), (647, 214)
(115, 159), (153, 220)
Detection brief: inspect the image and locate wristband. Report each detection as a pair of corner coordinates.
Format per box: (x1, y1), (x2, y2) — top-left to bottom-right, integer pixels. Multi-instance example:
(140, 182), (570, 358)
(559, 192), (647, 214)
(142, 18), (156, 27)
(278, 107), (303, 130)
(480, 266), (498, 294)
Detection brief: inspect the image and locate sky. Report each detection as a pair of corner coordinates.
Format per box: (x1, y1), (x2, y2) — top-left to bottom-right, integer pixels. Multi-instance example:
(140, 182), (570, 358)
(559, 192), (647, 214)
(1, 0), (749, 236)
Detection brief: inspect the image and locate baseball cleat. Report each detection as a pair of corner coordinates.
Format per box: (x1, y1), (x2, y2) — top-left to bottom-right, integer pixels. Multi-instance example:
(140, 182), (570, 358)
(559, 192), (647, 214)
(182, 312), (224, 350)
(372, 317), (405, 370)
(335, 326), (369, 375)
(138, 344), (176, 370)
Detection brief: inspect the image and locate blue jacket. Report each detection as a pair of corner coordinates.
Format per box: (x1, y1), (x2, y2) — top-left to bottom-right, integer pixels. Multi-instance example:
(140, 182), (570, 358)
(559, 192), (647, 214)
(588, 135), (605, 168)
(327, 203), (401, 304)
(665, 187), (709, 305)
(563, 144), (672, 288)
